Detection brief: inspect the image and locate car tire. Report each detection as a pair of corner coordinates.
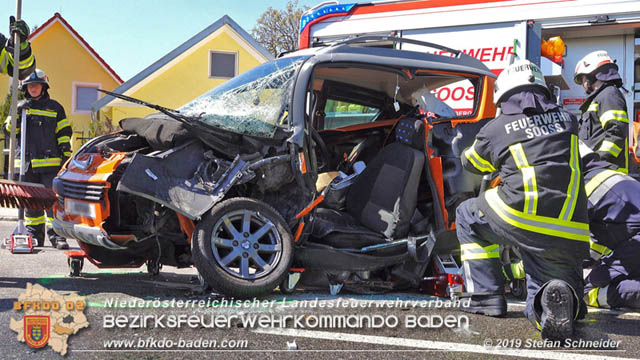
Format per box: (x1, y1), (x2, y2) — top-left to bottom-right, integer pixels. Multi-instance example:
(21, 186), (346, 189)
(192, 197), (293, 298)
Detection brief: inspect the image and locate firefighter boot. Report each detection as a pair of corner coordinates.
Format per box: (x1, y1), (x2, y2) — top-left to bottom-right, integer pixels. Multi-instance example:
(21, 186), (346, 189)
(460, 294), (507, 317)
(32, 237), (44, 247)
(49, 235), (69, 250)
(55, 238), (69, 250)
(25, 231), (44, 247)
(26, 223), (45, 247)
(540, 279), (576, 340)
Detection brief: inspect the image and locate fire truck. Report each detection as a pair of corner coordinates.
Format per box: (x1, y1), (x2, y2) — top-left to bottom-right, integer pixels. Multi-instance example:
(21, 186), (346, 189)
(299, 0), (640, 122)
(298, 0), (640, 297)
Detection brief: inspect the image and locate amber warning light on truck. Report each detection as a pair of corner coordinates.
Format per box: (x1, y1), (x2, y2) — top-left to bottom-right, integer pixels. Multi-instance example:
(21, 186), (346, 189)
(541, 36), (566, 64)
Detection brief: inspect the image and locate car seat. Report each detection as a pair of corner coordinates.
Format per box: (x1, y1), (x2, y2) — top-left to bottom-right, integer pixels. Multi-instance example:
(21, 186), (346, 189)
(309, 117), (426, 250)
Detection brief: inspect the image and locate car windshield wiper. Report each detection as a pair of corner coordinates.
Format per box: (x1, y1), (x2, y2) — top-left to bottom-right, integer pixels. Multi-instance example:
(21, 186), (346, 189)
(97, 89), (198, 124)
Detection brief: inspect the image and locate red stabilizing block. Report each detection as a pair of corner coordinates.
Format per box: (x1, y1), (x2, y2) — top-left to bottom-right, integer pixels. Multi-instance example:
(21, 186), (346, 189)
(64, 250), (87, 259)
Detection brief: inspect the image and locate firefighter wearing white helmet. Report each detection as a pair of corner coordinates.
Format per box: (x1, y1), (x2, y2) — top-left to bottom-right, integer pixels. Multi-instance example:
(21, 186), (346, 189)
(456, 60), (588, 340)
(3, 68), (71, 250)
(574, 50), (629, 173)
(493, 59), (551, 105)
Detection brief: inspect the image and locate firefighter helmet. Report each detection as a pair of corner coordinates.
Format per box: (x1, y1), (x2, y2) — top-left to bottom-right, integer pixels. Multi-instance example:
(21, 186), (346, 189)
(573, 50), (618, 85)
(19, 68), (50, 92)
(493, 60), (550, 106)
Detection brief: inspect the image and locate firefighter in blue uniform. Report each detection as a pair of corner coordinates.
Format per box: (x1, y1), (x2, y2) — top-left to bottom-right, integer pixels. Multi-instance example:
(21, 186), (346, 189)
(579, 142), (640, 309)
(0, 16), (35, 78)
(4, 69), (72, 249)
(500, 143), (640, 309)
(456, 60), (589, 340)
(574, 50), (629, 173)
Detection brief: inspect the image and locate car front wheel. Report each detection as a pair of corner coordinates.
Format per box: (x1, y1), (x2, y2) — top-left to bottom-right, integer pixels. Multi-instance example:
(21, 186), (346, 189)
(192, 197), (293, 298)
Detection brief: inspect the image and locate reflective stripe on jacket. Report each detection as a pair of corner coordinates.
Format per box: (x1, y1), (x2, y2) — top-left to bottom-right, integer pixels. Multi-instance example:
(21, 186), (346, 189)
(3, 94), (72, 172)
(462, 108), (589, 244)
(579, 84), (629, 174)
(579, 142), (638, 253)
(0, 34), (36, 79)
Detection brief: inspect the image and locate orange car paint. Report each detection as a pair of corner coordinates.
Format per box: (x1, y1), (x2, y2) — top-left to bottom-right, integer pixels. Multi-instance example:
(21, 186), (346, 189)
(323, 119), (398, 133)
(176, 213), (195, 244)
(294, 222), (306, 242)
(633, 122), (640, 165)
(296, 195), (326, 219)
(54, 152), (126, 238)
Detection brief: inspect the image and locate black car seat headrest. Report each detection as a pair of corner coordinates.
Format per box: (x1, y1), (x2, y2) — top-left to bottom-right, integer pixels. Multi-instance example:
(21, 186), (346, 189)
(394, 117), (425, 150)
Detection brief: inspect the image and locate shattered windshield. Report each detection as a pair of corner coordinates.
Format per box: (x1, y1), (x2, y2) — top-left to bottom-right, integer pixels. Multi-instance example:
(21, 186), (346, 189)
(180, 56), (309, 138)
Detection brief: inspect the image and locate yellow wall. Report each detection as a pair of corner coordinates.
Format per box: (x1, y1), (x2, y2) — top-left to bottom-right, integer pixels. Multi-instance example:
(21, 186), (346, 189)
(101, 105), (154, 126)
(0, 18), (121, 175)
(28, 20), (121, 149)
(0, 77), (8, 100)
(101, 25), (267, 123)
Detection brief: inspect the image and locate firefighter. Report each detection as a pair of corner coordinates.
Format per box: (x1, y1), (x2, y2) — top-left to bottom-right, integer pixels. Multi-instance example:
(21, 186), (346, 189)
(0, 16), (35, 78)
(4, 69), (72, 249)
(456, 60), (589, 340)
(574, 50), (629, 174)
(501, 144), (640, 310)
(579, 142), (640, 309)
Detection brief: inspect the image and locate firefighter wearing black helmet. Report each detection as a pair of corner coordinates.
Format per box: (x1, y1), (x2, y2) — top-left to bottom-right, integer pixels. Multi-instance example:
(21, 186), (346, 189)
(574, 50), (629, 174)
(4, 69), (71, 249)
(456, 60), (589, 340)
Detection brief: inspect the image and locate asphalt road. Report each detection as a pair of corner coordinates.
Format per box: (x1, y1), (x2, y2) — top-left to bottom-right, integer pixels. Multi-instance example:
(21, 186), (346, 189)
(1, 220), (639, 360)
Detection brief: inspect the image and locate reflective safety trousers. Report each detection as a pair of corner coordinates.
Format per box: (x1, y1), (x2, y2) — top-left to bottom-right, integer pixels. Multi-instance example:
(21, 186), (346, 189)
(584, 236), (640, 309)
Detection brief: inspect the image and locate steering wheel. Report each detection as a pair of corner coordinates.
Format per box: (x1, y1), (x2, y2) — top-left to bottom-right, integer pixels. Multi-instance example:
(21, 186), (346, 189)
(309, 126), (330, 172)
(338, 133), (383, 173)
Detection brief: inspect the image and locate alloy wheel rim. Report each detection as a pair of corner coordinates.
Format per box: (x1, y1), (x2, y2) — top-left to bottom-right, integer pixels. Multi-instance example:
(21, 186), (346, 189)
(210, 209), (282, 279)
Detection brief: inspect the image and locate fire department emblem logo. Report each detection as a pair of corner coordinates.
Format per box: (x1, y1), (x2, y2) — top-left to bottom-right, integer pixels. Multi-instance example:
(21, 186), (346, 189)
(24, 315), (50, 348)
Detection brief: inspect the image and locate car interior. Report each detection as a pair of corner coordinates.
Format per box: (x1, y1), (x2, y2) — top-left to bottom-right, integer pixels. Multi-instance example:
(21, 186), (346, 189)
(300, 63), (482, 264)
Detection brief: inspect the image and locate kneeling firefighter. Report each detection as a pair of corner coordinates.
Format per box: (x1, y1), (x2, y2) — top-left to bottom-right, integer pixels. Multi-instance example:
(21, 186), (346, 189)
(579, 143), (640, 309)
(4, 69), (72, 249)
(456, 60), (589, 340)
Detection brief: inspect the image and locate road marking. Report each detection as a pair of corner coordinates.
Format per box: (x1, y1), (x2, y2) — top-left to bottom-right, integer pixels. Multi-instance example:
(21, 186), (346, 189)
(254, 328), (626, 360)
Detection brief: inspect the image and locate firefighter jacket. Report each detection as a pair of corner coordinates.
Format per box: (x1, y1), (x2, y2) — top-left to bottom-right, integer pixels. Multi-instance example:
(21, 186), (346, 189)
(579, 142), (638, 259)
(461, 92), (589, 255)
(4, 94), (72, 173)
(0, 33), (35, 78)
(579, 83), (629, 173)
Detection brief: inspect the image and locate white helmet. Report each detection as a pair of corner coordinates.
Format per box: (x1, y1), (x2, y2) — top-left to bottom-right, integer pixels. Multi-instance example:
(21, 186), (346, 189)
(573, 50), (617, 85)
(19, 68), (50, 92)
(493, 60), (550, 106)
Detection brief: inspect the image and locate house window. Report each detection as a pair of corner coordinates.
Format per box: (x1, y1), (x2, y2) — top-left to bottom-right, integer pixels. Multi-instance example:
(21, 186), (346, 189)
(73, 82), (101, 113)
(209, 51), (237, 78)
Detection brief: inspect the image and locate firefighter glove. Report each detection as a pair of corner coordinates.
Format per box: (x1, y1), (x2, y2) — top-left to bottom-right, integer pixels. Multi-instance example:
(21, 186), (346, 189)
(9, 16), (29, 42)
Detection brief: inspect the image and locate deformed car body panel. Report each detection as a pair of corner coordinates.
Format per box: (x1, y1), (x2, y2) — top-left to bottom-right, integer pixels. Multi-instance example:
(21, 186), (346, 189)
(116, 140), (256, 220)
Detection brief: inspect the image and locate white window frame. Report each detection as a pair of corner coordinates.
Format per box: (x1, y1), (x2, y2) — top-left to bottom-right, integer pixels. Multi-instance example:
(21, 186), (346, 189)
(72, 82), (102, 114)
(208, 50), (238, 79)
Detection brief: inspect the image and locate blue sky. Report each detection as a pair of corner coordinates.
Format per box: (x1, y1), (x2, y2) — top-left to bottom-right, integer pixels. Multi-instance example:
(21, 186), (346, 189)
(1, 0), (320, 80)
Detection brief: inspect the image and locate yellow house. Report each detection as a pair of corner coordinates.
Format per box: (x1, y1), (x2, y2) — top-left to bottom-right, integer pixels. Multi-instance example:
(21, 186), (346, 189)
(19, 13), (122, 149)
(0, 13), (122, 175)
(93, 15), (273, 125)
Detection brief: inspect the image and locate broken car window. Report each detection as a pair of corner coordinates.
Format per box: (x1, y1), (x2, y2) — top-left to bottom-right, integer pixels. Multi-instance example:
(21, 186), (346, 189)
(323, 100), (380, 130)
(180, 56), (309, 138)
